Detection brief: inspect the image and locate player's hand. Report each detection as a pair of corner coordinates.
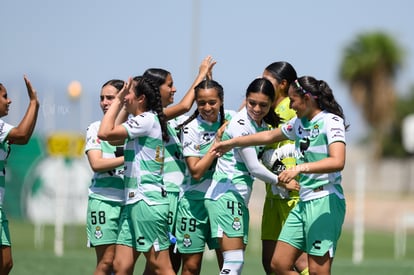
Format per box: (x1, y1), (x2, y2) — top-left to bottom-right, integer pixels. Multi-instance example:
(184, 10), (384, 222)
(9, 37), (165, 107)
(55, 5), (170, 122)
(282, 179), (300, 191)
(215, 121), (228, 142)
(211, 139), (234, 157)
(199, 55), (217, 80)
(117, 77), (133, 101)
(278, 168), (300, 183)
(23, 75), (39, 104)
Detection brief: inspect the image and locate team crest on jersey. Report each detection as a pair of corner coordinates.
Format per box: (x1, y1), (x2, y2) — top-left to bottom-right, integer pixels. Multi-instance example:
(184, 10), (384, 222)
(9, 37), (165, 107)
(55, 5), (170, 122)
(193, 144), (201, 151)
(155, 145), (164, 163)
(310, 125), (320, 138)
(183, 234), (192, 247)
(94, 226), (103, 239)
(202, 132), (215, 142)
(232, 217), (241, 231)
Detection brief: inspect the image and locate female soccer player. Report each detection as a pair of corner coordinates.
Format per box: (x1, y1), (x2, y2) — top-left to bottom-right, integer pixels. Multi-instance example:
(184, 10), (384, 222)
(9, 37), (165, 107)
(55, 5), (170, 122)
(0, 76), (39, 274)
(175, 79), (234, 275)
(142, 55), (216, 273)
(204, 78), (299, 275)
(98, 76), (174, 275)
(212, 76), (348, 275)
(260, 62), (308, 275)
(85, 79), (125, 275)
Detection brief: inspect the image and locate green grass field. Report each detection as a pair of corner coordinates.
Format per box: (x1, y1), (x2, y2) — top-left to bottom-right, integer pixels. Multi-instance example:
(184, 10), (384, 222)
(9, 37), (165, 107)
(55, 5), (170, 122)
(8, 220), (414, 274)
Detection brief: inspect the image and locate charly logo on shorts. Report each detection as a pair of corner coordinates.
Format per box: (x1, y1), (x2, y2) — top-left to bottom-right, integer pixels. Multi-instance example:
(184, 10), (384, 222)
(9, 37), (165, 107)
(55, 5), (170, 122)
(95, 226), (103, 239)
(183, 234), (192, 247)
(232, 217), (241, 231)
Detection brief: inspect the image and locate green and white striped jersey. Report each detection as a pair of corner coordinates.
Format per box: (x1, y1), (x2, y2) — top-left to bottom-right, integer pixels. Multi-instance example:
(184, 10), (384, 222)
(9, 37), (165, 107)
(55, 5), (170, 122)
(281, 110), (346, 201)
(0, 119), (14, 206)
(181, 111), (235, 200)
(163, 117), (187, 193)
(205, 108), (269, 204)
(122, 111), (167, 206)
(85, 121), (124, 203)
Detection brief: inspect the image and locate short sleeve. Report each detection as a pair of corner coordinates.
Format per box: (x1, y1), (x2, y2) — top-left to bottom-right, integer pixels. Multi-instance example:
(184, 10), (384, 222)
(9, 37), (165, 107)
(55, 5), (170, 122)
(85, 121), (101, 153)
(181, 122), (201, 157)
(326, 115), (346, 145)
(123, 113), (155, 139)
(0, 119), (14, 143)
(281, 117), (297, 141)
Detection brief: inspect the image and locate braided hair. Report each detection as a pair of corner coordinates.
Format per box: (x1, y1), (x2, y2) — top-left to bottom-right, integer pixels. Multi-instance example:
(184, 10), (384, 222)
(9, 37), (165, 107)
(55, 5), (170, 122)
(134, 76), (170, 142)
(143, 68), (170, 87)
(175, 79), (226, 130)
(293, 76), (350, 130)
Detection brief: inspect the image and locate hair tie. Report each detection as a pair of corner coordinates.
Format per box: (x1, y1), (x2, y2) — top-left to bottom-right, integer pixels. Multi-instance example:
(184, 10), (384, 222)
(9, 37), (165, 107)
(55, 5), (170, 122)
(295, 79), (308, 95)
(295, 79), (317, 99)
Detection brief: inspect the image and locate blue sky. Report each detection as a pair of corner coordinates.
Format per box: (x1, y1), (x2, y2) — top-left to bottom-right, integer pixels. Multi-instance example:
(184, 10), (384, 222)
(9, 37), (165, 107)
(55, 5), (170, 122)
(1, 0), (413, 145)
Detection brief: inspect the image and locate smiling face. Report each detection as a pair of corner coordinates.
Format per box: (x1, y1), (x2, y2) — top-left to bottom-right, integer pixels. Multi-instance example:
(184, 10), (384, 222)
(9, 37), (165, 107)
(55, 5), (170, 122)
(246, 92), (272, 125)
(159, 74), (176, 107)
(99, 84), (119, 114)
(0, 85), (12, 118)
(196, 88), (222, 123)
(288, 86), (309, 119)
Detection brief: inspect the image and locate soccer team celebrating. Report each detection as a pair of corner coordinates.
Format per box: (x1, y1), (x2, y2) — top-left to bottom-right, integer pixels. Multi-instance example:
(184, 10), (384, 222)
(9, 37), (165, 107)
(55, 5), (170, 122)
(0, 55), (348, 275)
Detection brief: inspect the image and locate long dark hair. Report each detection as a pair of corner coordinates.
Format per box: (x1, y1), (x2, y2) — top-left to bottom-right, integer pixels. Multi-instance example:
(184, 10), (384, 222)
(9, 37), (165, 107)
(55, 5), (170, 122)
(264, 61), (297, 97)
(292, 76), (350, 129)
(134, 76), (170, 142)
(246, 78), (280, 128)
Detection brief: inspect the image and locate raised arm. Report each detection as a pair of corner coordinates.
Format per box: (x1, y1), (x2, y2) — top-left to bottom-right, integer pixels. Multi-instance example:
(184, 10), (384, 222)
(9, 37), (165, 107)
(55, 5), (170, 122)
(164, 55), (217, 120)
(114, 106), (129, 125)
(98, 79), (131, 142)
(7, 75), (39, 144)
